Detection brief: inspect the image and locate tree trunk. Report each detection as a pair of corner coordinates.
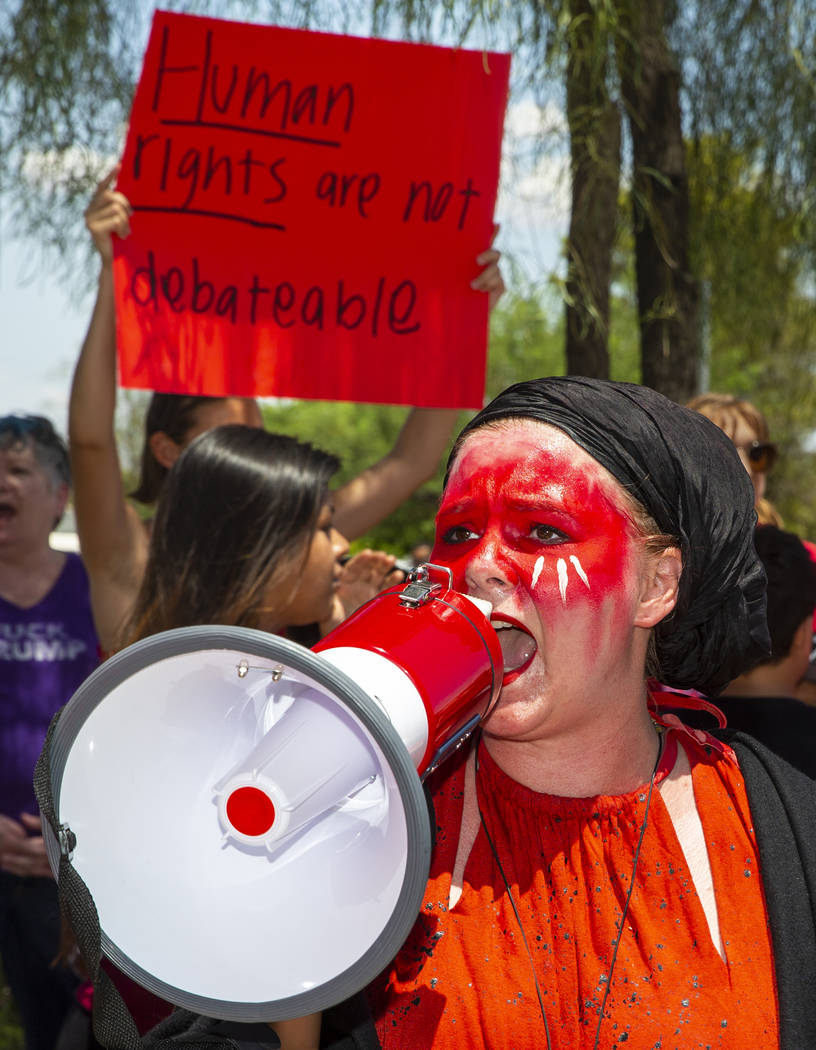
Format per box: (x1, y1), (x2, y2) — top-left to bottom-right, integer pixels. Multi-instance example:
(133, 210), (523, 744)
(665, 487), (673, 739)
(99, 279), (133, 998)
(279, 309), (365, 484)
(617, 0), (700, 402)
(564, 0), (621, 379)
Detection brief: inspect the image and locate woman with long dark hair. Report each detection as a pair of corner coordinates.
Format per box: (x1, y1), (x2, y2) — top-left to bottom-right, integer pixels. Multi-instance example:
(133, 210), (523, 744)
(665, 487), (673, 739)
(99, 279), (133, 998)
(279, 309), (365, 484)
(93, 424), (348, 1050)
(120, 425), (348, 647)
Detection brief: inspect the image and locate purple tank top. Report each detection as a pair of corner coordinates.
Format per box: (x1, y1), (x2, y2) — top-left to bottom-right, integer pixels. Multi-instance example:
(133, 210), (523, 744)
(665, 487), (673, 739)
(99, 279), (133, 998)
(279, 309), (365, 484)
(0, 552), (99, 817)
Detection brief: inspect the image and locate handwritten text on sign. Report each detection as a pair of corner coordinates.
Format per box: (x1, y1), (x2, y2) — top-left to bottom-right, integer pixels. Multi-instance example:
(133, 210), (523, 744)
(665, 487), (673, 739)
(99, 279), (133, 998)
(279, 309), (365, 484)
(114, 11), (510, 407)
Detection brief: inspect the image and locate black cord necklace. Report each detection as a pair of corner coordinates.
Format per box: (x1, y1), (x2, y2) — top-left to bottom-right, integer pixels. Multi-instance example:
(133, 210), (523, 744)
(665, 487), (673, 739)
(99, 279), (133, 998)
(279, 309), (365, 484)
(474, 729), (663, 1050)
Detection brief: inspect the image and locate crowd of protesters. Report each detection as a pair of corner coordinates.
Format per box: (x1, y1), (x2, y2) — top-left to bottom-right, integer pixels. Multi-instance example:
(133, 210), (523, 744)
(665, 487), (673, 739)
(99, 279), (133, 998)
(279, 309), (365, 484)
(3, 168), (816, 1050)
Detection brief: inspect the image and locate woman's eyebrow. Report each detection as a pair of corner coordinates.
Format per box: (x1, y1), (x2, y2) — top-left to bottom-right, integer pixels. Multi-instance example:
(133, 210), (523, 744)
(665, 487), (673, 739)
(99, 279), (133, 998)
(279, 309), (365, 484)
(437, 499), (475, 515)
(505, 483), (569, 510)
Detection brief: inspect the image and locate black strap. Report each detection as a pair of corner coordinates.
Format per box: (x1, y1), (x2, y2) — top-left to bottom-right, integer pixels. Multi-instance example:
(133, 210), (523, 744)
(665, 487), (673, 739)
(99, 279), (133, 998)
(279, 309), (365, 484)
(35, 708), (147, 1049)
(33, 708), (269, 1050)
(723, 733), (816, 1049)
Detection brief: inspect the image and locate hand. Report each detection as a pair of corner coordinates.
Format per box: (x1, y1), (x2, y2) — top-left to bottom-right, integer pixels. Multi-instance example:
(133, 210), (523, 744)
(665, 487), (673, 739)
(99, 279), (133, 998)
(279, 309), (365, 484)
(320, 549), (406, 634)
(338, 549), (406, 615)
(85, 165), (132, 266)
(0, 813), (53, 879)
(470, 222), (505, 312)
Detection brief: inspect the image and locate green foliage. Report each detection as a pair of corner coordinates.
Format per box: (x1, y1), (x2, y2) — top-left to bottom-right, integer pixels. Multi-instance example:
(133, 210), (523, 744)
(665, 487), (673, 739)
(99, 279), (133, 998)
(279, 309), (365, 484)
(0, 0), (139, 282)
(115, 388), (151, 506)
(484, 285), (565, 396)
(674, 0), (816, 257)
(0, 965), (23, 1050)
(606, 212), (641, 384)
(686, 136), (816, 538)
(261, 396), (452, 555)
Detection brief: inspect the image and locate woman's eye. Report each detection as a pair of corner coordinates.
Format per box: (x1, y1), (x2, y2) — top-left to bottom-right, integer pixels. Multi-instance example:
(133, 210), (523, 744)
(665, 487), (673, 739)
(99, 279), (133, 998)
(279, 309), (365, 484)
(530, 523), (569, 544)
(441, 525), (478, 544)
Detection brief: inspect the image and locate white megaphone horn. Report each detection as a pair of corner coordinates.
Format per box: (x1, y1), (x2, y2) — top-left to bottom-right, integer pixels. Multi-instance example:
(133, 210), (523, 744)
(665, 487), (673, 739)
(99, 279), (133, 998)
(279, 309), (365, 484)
(41, 565), (502, 1023)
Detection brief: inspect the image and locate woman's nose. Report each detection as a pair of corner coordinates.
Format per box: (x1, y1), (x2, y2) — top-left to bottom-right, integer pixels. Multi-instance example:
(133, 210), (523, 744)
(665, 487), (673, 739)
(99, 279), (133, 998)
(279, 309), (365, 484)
(463, 534), (517, 600)
(332, 527), (350, 561)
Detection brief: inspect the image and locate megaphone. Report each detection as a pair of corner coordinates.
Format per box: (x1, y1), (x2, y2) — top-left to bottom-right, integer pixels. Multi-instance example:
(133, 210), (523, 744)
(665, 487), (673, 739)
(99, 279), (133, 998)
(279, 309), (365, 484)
(41, 565), (502, 1023)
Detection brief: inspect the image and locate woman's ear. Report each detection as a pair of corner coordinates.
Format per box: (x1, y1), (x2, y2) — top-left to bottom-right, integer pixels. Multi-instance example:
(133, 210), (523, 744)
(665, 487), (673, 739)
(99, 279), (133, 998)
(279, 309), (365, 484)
(634, 547), (682, 629)
(148, 430), (182, 470)
(792, 615), (814, 665)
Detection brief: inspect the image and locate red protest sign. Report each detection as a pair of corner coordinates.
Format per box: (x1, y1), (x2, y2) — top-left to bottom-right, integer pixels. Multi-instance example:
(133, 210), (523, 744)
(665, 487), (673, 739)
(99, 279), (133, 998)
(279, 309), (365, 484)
(113, 11), (510, 408)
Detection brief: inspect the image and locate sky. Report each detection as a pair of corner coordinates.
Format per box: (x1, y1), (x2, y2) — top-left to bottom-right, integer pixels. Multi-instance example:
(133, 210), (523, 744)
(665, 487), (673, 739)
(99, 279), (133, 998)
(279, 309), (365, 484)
(0, 62), (569, 434)
(1, 240), (94, 429)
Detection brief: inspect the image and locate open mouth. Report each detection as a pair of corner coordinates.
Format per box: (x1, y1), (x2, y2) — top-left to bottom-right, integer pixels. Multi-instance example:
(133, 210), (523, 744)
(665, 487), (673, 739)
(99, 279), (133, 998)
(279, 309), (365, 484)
(0, 502), (15, 522)
(492, 617), (537, 682)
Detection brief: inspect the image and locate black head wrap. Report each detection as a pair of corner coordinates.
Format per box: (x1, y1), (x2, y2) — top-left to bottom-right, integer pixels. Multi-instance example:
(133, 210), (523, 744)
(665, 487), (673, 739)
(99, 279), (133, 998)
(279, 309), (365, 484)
(454, 376), (769, 696)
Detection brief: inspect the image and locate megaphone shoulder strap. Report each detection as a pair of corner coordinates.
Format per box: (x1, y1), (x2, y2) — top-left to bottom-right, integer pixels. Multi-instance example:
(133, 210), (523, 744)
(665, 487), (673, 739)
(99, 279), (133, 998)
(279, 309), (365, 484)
(35, 707), (149, 1049)
(34, 708), (262, 1050)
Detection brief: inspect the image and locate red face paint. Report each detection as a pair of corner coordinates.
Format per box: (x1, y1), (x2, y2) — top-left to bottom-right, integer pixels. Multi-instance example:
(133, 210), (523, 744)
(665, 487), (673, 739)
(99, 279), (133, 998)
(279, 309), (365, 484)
(431, 422), (646, 742)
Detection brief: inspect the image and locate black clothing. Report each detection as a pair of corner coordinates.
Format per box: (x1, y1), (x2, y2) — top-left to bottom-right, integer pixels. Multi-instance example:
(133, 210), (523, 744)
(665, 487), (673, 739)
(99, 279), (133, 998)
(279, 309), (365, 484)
(679, 695), (816, 778)
(724, 733), (816, 1049)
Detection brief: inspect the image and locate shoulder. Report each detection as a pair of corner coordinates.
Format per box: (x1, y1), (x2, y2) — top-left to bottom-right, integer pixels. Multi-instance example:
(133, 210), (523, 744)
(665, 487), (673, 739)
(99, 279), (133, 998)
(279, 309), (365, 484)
(667, 724), (816, 836)
(63, 549), (87, 577)
(53, 550), (94, 596)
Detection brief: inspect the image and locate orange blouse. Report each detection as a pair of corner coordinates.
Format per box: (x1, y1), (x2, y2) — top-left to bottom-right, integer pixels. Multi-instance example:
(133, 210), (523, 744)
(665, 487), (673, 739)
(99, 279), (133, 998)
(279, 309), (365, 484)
(369, 729), (779, 1049)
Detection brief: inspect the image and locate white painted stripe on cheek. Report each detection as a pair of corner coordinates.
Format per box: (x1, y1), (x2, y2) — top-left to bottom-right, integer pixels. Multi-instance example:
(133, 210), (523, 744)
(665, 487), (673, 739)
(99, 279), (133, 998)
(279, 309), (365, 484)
(557, 558), (568, 604)
(531, 555), (545, 589)
(570, 555), (590, 589)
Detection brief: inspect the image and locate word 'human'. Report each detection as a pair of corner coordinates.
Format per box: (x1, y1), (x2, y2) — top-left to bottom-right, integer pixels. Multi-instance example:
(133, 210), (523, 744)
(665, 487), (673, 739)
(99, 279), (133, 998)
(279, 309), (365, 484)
(151, 26), (355, 142)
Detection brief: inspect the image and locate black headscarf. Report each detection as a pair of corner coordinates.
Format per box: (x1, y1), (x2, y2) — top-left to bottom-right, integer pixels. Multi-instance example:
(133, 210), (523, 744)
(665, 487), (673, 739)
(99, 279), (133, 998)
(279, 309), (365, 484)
(454, 376), (769, 697)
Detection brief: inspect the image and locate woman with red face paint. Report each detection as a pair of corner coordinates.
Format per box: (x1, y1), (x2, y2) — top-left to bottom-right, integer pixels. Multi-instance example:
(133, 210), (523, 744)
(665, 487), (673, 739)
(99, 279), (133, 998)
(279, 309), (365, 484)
(312, 378), (816, 1050)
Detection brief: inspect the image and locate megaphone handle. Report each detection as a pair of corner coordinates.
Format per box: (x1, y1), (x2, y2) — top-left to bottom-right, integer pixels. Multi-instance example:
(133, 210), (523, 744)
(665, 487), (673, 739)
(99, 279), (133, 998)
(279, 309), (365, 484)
(422, 713), (482, 780)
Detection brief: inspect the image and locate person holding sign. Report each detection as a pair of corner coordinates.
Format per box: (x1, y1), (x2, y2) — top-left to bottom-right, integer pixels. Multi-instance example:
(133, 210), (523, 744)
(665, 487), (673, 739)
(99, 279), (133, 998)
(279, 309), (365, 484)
(70, 169), (504, 653)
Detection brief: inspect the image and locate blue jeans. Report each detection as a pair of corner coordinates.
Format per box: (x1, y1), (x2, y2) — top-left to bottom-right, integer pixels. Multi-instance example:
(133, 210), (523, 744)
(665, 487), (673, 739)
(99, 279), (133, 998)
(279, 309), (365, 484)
(0, 872), (80, 1050)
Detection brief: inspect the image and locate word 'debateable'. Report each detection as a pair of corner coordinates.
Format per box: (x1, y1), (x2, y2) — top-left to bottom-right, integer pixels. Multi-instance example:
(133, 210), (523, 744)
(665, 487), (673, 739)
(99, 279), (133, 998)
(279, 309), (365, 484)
(130, 251), (422, 335)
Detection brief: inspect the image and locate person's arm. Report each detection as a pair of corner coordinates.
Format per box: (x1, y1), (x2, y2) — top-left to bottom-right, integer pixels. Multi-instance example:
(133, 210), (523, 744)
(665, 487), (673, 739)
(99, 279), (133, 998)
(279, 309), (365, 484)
(333, 239), (504, 541)
(332, 407), (459, 541)
(69, 168), (147, 651)
(267, 1014), (322, 1050)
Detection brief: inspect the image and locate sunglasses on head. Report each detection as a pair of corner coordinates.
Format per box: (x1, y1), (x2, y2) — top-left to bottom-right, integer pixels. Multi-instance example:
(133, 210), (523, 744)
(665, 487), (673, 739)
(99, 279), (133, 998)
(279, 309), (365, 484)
(737, 440), (778, 474)
(0, 414), (56, 441)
